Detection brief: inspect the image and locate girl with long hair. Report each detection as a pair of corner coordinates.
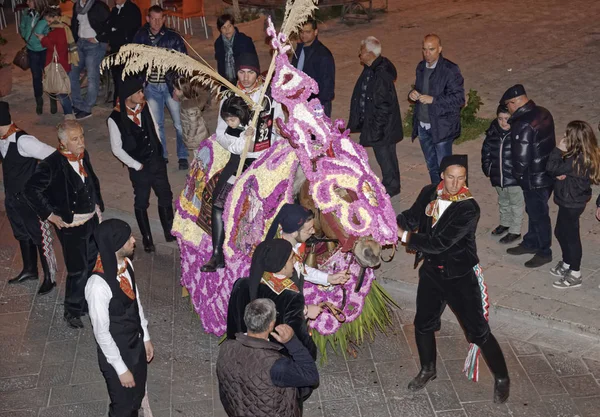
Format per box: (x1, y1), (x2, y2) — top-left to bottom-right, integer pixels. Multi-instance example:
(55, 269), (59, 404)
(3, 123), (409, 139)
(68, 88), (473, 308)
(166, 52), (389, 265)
(547, 120), (600, 288)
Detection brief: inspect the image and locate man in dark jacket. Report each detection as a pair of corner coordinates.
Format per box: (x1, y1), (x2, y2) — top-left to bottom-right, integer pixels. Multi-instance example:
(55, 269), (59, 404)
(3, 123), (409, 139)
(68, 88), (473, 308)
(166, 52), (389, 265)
(214, 14), (257, 86)
(502, 84), (556, 268)
(24, 120), (104, 329)
(481, 105), (524, 244)
(133, 5), (189, 170)
(217, 298), (319, 417)
(348, 36), (403, 197)
(291, 18), (335, 117)
(396, 155), (510, 404)
(106, 0), (142, 105)
(409, 34), (465, 184)
(70, 0), (111, 120)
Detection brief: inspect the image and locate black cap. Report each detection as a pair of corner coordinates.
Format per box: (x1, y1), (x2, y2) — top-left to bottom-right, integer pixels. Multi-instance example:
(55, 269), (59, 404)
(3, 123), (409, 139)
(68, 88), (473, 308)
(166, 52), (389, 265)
(0, 101), (11, 126)
(120, 76), (144, 100)
(500, 84), (527, 103)
(236, 52), (260, 74)
(440, 154), (468, 173)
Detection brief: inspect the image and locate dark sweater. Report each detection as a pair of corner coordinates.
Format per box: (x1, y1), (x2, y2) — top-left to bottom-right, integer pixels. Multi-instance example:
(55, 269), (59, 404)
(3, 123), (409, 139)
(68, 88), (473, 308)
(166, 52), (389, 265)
(546, 148), (592, 209)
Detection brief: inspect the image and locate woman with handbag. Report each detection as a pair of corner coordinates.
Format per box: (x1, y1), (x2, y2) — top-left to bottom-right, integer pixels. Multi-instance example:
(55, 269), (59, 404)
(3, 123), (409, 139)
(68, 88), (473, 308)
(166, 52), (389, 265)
(19, 0), (49, 115)
(36, 6), (74, 118)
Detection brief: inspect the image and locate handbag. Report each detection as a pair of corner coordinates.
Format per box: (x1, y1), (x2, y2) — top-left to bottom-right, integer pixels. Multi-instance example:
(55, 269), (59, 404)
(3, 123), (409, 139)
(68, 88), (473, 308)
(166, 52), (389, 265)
(43, 47), (71, 95)
(13, 13), (37, 71)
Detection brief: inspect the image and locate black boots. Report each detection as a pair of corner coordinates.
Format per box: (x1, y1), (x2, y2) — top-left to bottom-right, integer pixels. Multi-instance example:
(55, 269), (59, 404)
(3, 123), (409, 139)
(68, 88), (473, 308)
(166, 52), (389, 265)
(37, 245), (56, 295)
(480, 333), (510, 404)
(408, 332), (437, 391)
(158, 206), (176, 242)
(135, 209), (155, 253)
(35, 96), (43, 115)
(8, 240), (38, 284)
(200, 207), (225, 272)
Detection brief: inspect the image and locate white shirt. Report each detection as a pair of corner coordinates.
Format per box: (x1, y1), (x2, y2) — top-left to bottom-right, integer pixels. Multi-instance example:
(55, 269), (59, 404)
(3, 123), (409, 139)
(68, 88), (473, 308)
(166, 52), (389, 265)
(293, 242), (329, 286)
(77, 2), (97, 39)
(85, 259), (150, 376)
(215, 91), (284, 160)
(107, 104), (161, 171)
(0, 131), (54, 160)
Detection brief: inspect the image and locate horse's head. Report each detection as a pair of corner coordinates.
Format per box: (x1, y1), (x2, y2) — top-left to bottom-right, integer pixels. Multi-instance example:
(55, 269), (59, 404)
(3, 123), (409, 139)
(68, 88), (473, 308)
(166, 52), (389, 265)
(353, 236), (382, 268)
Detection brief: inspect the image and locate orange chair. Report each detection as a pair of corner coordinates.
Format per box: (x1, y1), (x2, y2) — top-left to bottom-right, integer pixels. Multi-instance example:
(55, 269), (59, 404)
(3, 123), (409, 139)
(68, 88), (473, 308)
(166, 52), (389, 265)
(163, 0), (208, 39)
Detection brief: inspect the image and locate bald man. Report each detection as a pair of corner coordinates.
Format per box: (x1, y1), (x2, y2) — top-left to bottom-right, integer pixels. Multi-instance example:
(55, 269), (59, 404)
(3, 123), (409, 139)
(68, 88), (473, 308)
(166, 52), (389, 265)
(409, 34), (465, 184)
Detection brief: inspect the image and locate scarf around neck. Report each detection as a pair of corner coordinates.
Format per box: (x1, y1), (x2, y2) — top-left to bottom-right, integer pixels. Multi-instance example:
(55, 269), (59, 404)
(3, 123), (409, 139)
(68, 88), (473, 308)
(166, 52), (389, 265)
(76, 0), (95, 15)
(425, 181), (473, 226)
(222, 34), (236, 83)
(58, 143), (87, 177)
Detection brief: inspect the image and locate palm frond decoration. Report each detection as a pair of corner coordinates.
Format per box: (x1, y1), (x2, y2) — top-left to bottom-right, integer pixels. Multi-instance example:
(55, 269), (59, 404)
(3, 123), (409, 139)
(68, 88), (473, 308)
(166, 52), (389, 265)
(281, 0), (319, 38)
(101, 44), (255, 108)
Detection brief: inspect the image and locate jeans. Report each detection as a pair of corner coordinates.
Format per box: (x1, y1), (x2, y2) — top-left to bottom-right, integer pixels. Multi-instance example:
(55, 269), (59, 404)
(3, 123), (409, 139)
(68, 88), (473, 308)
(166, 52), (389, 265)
(417, 124), (453, 183)
(57, 93), (73, 115)
(69, 39), (107, 113)
(495, 185), (524, 234)
(372, 143), (401, 196)
(554, 205), (585, 271)
(522, 187), (552, 257)
(28, 49), (46, 98)
(144, 82), (188, 160)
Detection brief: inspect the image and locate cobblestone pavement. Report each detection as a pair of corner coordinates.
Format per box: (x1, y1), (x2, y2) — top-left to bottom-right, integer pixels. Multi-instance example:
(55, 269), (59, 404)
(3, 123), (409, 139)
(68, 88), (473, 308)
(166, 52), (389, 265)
(2, 0), (600, 415)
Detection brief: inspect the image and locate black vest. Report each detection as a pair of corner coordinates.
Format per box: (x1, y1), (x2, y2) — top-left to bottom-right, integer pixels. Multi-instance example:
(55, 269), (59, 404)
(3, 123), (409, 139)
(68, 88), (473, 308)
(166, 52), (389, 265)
(108, 105), (163, 164)
(1, 131), (38, 195)
(97, 262), (144, 367)
(69, 164), (98, 215)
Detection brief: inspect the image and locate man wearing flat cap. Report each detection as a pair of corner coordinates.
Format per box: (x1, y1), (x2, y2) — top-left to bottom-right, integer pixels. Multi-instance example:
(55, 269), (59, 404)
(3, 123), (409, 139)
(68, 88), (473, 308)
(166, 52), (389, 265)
(85, 219), (153, 417)
(24, 120), (104, 329)
(501, 84), (555, 268)
(108, 76), (175, 254)
(0, 101), (58, 295)
(396, 155), (510, 404)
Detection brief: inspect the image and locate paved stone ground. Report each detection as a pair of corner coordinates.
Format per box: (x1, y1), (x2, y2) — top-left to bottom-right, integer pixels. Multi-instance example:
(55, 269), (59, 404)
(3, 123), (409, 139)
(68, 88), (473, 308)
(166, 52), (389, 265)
(2, 0), (600, 415)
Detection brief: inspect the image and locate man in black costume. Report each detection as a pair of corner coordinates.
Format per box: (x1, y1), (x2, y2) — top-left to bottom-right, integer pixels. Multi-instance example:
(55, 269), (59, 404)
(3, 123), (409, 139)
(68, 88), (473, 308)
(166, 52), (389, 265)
(85, 219), (153, 417)
(0, 101), (58, 295)
(108, 76), (175, 253)
(24, 120), (104, 329)
(396, 155), (510, 404)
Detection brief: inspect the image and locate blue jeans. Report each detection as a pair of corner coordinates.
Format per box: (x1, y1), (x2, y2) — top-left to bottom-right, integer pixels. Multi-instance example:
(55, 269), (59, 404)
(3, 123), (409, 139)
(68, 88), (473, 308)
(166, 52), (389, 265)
(144, 82), (187, 160)
(417, 125), (453, 184)
(58, 93), (73, 115)
(69, 39), (106, 113)
(28, 49), (46, 98)
(522, 186), (552, 258)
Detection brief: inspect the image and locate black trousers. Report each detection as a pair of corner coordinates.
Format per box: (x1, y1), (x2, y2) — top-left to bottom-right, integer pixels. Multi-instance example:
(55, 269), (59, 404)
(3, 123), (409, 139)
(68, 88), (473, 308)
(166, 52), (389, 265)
(128, 156), (173, 210)
(414, 263), (490, 346)
(5, 193), (44, 243)
(55, 216), (99, 317)
(522, 187), (553, 257)
(372, 143), (401, 196)
(99, 340), (147, 417)
(554, 205), (585, 271)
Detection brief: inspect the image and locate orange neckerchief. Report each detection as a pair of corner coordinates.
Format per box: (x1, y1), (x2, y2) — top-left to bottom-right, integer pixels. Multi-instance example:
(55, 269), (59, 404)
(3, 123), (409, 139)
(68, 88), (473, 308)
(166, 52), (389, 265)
(294, 243), (307, 274)
(261, 271), (299, 295)
(237, 76), (264, 95)
(0, 124), (20, 140)
(114, 98), (145, 127)
(92, 256), (135, 300)
(425, 181), (473, 226)
(58, 143), (87, 178)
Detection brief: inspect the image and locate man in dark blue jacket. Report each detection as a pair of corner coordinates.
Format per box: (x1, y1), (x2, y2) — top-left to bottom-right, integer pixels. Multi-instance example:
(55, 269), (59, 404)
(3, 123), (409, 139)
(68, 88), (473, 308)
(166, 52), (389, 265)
(291, 18), (335, 117)
(214, 14), (257, 86)
(133, 5), (189, 170)
(348, 37), (403, 198)
(409, 34), (465, 184)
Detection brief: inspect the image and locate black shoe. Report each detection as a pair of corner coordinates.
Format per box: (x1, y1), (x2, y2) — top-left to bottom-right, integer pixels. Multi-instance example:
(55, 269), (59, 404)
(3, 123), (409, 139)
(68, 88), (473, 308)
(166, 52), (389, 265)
(407, 366), (437, 391)
(506, 245), (537, 255)
(494, 377), (510, 404)
(35, 96), (43, 115)
(37, 244), (56, 295)
(38, 280), (56, 295)
(491, 225), (509, 236)
(200, 207), (226, 272)
(178, 158), (189, 170)
(8, 241), (38, 284)
(64, 312), (84, 329)
(50, 98), (57, 114)
(200, 253), (225, 272)
(75, 110), (92, 120)
(524, 254), (552, 268)
(134, 209), (155, 253)
(72, 106), (81, 114)
(158, 206), (176, 242)
(499, 233), (521, 244)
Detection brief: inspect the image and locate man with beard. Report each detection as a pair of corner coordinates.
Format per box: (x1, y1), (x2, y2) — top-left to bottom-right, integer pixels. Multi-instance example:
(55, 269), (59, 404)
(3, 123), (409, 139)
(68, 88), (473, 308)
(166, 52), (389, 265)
(85, 219), (153, 417)
(396, 155), (510, 404)
(24, 120), (104, 328)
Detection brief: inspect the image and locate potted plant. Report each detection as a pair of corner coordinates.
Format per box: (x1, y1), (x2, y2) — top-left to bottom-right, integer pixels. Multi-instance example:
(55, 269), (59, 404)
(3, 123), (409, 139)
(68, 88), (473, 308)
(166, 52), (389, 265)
(0, 34), (12, 98)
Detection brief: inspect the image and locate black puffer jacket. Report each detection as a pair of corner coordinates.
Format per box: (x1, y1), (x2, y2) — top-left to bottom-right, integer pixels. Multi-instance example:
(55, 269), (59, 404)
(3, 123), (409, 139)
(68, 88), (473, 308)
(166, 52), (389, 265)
(348, 56), (403, 146)
(509, 100), (556, 190)
(481, 120), (517, 187)
(546, 148), (592, 209)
